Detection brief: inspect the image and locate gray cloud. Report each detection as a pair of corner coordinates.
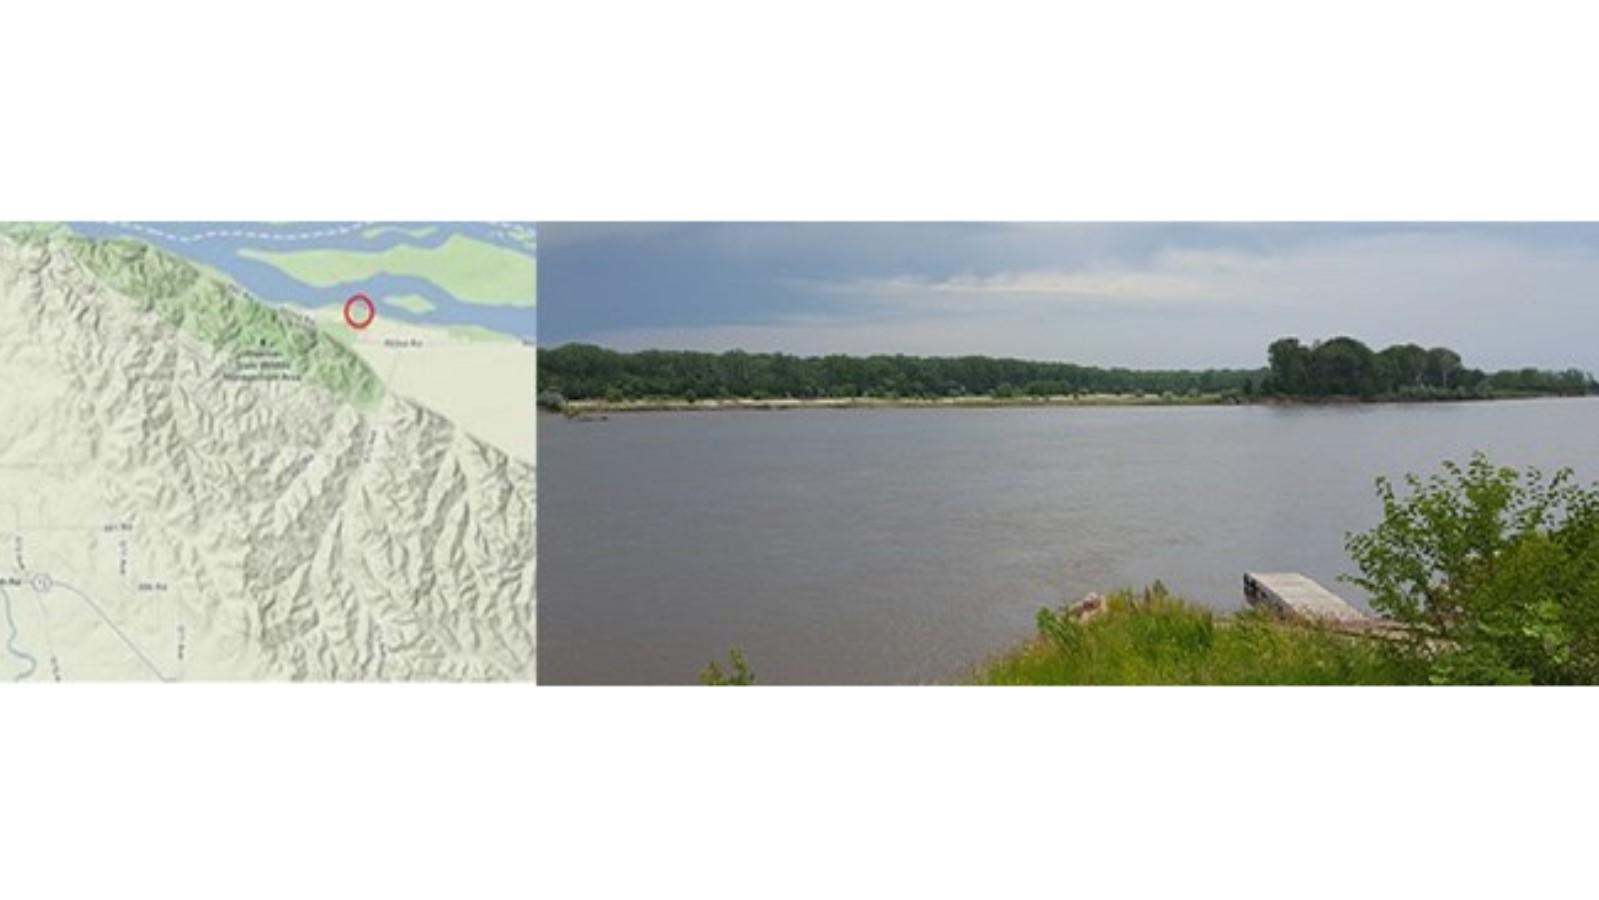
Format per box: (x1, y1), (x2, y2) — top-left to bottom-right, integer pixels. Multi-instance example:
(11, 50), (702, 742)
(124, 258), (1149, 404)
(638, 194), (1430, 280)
(542, 223), (1599, 371)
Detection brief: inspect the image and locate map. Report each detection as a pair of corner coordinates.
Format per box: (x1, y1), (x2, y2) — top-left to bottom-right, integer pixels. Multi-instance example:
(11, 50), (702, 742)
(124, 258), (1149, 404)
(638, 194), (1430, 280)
(0, 223), (536, 681)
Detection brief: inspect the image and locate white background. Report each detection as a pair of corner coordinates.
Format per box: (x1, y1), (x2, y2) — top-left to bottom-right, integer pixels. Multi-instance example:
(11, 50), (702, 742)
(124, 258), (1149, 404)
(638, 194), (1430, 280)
(5, 1), (1599, 897)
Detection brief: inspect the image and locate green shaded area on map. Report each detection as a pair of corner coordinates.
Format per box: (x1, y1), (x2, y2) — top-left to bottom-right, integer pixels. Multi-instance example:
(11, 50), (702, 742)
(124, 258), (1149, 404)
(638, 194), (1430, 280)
(383, 293), (437, 314)
(361, 225), (439, 241)
(237, 234), (537, 307)
(66, 236), (385, 410)
(0, 222), (69, 243)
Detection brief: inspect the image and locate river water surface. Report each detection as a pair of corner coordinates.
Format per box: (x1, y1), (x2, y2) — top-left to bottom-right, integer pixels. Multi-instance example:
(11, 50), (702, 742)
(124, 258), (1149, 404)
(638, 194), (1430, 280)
(539, 397), (1599, 684)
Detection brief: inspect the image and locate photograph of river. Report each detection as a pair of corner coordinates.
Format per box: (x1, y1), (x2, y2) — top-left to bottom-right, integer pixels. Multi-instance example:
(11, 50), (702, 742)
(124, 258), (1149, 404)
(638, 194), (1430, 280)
(537, 223), (1599, 686)
(541, 398), (1599, 683)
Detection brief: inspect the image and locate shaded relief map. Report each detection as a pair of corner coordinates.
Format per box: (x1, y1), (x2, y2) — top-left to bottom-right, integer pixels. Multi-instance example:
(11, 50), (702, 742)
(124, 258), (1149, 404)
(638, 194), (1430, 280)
(0, 223), (536, 680)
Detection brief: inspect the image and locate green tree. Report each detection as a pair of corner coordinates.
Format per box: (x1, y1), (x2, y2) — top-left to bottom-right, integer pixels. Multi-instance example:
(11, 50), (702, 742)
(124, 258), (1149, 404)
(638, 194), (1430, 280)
(538, 343), (1264, 402)
(1344, 454), (1599, 684)
(1424, 346), (1463, 389)
(1308, 336), (1378, 397)
(1266, 337), (1309, 394)
(1378, 343), (1429, 391)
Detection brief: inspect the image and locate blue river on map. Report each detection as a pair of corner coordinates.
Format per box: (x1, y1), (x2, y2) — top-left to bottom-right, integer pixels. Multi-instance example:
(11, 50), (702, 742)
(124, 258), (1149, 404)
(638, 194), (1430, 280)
(67, 222), (536, 339)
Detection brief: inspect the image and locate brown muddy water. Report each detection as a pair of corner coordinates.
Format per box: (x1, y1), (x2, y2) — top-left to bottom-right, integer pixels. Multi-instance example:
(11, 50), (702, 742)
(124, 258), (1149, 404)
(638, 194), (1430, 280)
(539, 397), (1599, 684)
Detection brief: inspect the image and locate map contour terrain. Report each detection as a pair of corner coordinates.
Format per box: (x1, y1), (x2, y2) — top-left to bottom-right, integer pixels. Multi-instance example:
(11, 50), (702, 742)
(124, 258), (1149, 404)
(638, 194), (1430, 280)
(0, 223), (536, 681)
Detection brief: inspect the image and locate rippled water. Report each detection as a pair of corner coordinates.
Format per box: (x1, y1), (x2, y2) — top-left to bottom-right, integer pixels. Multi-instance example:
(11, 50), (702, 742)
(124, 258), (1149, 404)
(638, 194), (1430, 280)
(539, 397), (1599, 684)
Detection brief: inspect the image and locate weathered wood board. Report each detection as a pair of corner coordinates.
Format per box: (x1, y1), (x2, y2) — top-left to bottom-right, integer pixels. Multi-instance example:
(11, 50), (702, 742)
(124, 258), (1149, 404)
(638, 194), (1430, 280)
(1243, 572), (1368, 624)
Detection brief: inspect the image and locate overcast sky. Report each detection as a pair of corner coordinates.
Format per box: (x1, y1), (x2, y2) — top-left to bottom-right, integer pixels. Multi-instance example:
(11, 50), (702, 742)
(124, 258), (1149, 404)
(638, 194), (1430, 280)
(540, 223), (1599, 371)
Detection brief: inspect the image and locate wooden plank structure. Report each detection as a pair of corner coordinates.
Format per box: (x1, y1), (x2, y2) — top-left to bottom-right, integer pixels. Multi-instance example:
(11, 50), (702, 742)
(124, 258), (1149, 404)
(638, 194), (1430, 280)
(1243, 572), (1368, 624)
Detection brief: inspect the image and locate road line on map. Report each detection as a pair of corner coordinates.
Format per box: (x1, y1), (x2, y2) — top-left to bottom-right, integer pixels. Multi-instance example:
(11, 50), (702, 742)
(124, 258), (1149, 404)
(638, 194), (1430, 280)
(53, 580), (173, 682)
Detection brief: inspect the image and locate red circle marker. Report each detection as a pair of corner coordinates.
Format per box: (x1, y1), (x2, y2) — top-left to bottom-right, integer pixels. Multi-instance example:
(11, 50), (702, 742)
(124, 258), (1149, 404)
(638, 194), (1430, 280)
(343, 293), (376, 330)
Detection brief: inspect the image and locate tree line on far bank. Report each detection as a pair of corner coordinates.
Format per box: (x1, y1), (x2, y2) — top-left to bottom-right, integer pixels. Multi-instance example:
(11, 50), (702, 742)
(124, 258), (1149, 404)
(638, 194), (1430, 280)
(538, 339), (1596, 406)
(1264, 337), (1596, 399)
(538, 343), (1260, 404)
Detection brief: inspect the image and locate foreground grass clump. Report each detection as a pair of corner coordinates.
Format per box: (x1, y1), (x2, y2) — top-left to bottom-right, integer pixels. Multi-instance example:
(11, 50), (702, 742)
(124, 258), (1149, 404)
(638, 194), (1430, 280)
(975, 584), (1425, 685)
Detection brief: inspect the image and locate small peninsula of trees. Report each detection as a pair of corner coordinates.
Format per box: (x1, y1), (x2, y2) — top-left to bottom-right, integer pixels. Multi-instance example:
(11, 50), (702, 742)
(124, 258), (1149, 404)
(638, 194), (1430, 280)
(538, 339), (1596, 407)
(1262, 336), (1596, 399)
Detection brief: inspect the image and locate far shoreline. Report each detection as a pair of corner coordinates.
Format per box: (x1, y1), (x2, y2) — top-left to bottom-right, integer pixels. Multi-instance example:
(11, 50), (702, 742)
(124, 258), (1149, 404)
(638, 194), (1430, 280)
(544, 391), (1592, 416)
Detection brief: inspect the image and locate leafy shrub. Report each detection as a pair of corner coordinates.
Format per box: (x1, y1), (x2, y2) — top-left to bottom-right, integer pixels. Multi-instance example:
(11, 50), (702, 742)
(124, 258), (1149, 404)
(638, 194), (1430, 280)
(700, 647), (756, 686)
(1345, 454), (1599, 684)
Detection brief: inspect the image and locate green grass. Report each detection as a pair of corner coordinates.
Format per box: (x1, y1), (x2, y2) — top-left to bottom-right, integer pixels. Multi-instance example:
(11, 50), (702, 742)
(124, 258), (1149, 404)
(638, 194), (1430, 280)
(973, 585), (1427, 685)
